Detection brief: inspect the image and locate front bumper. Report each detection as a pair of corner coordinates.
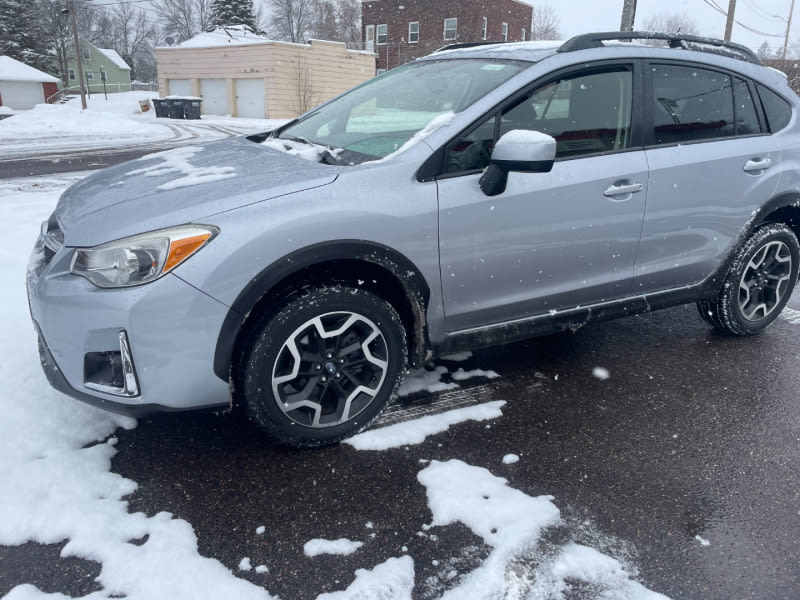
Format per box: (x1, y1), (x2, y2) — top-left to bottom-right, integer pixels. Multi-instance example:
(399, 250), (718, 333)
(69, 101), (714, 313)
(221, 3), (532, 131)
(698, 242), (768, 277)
(27, 231), (232, 416)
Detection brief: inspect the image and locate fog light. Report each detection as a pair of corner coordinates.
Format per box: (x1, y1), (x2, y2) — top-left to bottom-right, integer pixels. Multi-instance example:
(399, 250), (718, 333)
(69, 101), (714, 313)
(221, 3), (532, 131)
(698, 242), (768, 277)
(84, 331), (139, 397)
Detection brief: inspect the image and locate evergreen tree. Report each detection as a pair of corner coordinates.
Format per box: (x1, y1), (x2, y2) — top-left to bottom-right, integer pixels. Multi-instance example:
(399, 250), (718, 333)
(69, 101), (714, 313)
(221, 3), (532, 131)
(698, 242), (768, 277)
(0, 0), (55, 73)
(208, 0), (258, 32)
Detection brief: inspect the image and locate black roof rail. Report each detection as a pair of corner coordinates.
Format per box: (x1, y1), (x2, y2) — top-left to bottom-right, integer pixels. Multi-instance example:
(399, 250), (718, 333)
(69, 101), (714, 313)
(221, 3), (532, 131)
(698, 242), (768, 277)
(558, 31), (761, 65)
(435, 41), (507, 53)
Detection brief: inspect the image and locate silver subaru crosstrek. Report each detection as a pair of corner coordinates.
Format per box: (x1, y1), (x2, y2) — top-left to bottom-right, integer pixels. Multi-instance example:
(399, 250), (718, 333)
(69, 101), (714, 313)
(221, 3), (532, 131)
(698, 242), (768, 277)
(28, 32), (800, 446)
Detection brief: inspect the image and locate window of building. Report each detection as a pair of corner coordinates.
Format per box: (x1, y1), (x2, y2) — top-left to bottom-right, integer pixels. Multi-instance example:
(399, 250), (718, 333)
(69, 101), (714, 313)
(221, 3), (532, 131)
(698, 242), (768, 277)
(377, 24), (387, 45)
(68, 69), (76, 80)
(86, 71), (94, 80)
(81, 48), (90, 60)
(482, 17), (488, 40)
(521, 28), (527, 41)
(502, 22), (508, 41)
(365, 24), (375, 47)
(409, 21), (419, 43)
(651, 64), (736, 145)
(444, 18), (457, 41)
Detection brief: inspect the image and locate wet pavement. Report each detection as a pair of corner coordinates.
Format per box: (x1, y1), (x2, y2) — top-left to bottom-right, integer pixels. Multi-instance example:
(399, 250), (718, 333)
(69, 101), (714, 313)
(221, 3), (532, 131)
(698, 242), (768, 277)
(2, 298), (799, 599)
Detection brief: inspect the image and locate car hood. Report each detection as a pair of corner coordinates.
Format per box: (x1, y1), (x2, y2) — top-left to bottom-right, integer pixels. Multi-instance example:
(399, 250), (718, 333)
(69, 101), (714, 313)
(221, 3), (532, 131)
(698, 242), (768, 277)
(56, 136), (341, 247)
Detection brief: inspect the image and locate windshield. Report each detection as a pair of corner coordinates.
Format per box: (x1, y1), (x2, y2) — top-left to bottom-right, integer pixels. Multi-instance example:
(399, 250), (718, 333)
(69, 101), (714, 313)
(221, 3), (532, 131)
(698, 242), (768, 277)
(276, 58), (528, 163)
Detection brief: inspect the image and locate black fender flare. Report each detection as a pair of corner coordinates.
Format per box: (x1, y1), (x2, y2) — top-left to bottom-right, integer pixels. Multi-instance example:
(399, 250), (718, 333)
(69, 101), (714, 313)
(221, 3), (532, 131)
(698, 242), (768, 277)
(213, 240), (431, 381)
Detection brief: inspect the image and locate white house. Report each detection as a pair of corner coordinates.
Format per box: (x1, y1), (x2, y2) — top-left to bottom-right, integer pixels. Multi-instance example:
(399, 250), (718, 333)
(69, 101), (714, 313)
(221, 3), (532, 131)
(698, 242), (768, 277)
(0, 56), (60, 109)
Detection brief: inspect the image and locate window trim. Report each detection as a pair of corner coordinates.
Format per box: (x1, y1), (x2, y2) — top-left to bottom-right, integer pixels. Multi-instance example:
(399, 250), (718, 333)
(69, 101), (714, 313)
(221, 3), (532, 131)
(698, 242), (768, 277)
(408, 21), (419, 44)
(642, 60), (770, 149)
(376, 24), (388, 45)
(444, 17), (457, 41)
(422, 60), (643, 181)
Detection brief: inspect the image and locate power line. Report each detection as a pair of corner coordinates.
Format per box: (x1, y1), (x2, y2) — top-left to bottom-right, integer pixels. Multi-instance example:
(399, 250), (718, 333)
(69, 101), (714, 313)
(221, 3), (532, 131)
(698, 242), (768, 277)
(702, 0), (785, 37)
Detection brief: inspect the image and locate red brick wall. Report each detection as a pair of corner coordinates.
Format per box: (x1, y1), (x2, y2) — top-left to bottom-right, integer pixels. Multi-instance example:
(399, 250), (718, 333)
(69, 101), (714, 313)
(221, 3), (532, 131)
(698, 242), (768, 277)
(362, 0), (533, 70)
(43, 82), (59, 103)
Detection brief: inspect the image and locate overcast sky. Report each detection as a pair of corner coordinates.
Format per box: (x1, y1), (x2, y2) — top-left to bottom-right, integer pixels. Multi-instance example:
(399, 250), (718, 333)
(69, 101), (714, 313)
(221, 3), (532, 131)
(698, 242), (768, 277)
(547, 0), (797, 53)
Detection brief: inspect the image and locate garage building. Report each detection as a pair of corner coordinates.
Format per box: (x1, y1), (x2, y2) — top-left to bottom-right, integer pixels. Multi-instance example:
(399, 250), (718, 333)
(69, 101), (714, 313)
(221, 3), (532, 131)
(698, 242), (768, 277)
(0, 56), (60, 110)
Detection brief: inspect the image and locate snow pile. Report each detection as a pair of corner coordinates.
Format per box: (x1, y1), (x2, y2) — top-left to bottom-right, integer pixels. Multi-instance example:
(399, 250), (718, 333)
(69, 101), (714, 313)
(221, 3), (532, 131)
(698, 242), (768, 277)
(0, 92), (169, 146)
(0, 176), (274, 600)
(261, 137), (342, 163)
(418, 460), (669, 600)
(345, 401), (506, 451)
(174, 25), (270, 48)
(127, 146), (237, 190)
(316, 556), (415, 600)
(304, 538), (364, 557)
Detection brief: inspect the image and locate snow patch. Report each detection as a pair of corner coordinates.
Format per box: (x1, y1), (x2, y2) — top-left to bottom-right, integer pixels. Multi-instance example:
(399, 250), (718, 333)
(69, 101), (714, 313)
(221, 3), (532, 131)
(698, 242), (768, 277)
(502, 454), (520, 465)
(316, 556), (415, 600)
(127, 146), (236, 190)
(345, 401), (506, 451)
(592, 366), (611, 380)
(304, 538), (364, 557)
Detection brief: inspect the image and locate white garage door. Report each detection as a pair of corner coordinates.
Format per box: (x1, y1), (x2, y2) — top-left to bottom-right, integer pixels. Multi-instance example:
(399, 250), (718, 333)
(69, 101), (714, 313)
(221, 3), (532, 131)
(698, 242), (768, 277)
(235, 79), (265, 118)
(200, 79), (228, 116)
(0, 81), (44, 109)
(167, 79), (191, 96)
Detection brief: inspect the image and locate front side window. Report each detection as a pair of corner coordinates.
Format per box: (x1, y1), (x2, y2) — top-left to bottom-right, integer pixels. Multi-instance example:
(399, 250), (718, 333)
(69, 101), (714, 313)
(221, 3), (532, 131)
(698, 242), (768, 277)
(651, 64), (735, 145)
(277, 58), (528, 163)
(444, 18), (457, 41)
(446, 66), (634, 173)
(376, 24), (387, 45)
(409, 21), (419, 43)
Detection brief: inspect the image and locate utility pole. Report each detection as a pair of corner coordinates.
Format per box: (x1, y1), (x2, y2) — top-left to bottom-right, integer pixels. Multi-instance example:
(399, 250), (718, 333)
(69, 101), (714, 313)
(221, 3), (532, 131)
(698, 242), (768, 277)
(620, 0), (637, 32)
(724, 0), (736, 41)
(68, 0), (88, 109)
(782, 0), (796, 60)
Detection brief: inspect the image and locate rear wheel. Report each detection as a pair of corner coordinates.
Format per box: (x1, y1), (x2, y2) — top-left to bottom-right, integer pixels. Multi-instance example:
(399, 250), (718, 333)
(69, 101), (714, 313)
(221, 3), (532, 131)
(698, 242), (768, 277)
(698, 223), (799, 335)
(238, 285), (407, 447)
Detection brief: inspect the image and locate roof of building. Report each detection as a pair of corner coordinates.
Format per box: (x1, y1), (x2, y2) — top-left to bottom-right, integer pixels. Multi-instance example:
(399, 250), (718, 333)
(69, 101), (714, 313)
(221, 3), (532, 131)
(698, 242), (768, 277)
(0, 55), (60, 83)
(96, 48), (131, 70)
(171, 25), (270, 49)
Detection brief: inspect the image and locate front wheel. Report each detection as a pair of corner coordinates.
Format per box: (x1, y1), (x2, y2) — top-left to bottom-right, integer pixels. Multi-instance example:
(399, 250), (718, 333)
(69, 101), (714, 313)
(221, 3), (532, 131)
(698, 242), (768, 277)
(237, 285), (407, 447)
(698, 223), (799, 335)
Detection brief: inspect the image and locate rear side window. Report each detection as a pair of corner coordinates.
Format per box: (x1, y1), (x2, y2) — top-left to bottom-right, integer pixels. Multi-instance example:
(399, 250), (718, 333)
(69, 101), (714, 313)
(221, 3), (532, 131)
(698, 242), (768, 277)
(733, 77), (762, 135)
(757, 84), (793, 132)
(651, 64), (734, 145)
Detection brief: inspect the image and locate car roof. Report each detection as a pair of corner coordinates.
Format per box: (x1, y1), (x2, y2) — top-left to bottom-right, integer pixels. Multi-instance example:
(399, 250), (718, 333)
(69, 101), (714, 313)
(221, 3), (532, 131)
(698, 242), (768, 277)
(423, 31), (762, 68)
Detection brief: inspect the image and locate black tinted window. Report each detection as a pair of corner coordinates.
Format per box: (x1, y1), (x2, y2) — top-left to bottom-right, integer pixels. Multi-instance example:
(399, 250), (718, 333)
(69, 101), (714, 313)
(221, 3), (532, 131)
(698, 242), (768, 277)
(733, 78), (762, 135)
(652, 65), (734, 144)
(445, 67), (633, 173)
(757, 84), (793, 132)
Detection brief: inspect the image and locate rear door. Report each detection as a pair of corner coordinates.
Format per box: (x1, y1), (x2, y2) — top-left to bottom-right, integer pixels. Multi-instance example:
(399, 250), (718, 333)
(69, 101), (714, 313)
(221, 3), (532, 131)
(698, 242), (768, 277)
(437, 62), (650, 331)
(636, 62), (781, 291)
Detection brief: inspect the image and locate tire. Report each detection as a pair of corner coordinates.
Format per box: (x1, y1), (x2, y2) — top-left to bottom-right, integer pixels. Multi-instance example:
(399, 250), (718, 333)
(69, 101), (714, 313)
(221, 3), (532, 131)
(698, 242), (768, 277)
(237, 285), (407, 447)
(698, 223), (799, 335)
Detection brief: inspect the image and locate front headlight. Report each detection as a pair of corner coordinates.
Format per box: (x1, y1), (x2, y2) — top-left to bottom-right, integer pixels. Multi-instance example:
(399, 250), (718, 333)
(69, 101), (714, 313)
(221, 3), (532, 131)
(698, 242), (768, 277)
(70, 224), (219, 288)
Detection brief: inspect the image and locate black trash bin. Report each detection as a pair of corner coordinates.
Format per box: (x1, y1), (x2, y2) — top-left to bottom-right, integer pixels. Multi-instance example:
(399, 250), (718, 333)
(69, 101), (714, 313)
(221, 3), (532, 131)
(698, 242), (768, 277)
(183, 97), (202, 120)
(166, 97), (185, 119)
(151, 98), (169, 118)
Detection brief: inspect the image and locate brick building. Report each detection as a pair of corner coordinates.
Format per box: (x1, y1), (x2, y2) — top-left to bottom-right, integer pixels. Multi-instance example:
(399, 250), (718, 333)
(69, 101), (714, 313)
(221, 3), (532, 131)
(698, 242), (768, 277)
(361, 0), (534, 71)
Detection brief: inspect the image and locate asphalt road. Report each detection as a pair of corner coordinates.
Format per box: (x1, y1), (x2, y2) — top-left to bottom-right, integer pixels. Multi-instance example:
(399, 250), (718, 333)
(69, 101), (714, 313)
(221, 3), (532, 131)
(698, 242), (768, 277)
(2, 297), (799, 599)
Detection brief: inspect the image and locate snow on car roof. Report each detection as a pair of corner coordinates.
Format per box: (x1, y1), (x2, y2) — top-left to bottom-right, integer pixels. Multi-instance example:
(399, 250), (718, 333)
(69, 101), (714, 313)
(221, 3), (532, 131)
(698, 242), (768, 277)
(422, 40), (564, 63)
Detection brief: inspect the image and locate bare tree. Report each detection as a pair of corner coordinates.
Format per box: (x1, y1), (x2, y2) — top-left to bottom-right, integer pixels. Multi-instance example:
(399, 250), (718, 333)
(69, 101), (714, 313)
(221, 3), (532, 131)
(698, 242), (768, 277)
(154, 0), (195, 43)
(310, 0), (338, 40)
(98, 0), (158, 81)
(641, 12), (698, 35)
(269, 0), (314, 42)
(293, 55), (317, 114)
(530, 3), (561, 41)
(334, 0), (361, 48)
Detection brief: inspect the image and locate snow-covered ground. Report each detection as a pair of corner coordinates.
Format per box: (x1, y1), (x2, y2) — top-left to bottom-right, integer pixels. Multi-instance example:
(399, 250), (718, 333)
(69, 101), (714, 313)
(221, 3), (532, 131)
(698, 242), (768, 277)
(0, 103), (670, 599)
(0, 92), (282, 158)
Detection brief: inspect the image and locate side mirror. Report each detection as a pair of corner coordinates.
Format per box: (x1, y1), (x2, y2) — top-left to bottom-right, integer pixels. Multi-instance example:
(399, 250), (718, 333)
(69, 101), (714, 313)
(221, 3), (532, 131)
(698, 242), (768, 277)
(479, 130), (556, 196)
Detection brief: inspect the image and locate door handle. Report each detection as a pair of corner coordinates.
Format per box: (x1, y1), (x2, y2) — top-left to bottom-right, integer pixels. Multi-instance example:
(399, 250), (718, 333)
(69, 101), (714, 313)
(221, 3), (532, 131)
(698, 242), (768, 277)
(743, 157), (772, 172)
(603, 182), (643, 197)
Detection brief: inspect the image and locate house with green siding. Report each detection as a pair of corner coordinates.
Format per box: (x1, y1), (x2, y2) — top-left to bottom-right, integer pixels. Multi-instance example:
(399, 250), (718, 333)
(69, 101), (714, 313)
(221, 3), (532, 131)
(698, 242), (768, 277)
(66, 39), (131, 94)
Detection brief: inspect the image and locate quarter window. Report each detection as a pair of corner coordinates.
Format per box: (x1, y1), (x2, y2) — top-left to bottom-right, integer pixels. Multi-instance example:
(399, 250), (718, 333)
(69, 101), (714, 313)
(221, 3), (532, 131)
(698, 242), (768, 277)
(651, 65), (734, 144)
(757, 84), (793, 132)
(444, 18), (457, 41)
(376, 24), (387, 45)
(408, 21), (419, 43)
